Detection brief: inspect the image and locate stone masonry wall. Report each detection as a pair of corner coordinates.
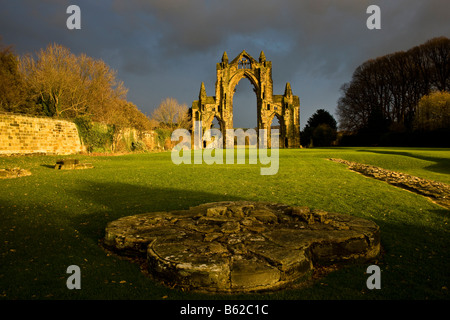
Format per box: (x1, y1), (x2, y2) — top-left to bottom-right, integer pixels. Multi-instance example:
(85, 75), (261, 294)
(0, 112), (83, 155)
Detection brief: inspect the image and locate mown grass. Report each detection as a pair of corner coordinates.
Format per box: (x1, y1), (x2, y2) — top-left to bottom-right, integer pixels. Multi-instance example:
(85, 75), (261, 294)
(0, 147), (449, 300)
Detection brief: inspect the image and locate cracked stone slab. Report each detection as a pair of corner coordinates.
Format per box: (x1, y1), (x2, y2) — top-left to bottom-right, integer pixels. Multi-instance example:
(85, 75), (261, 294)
(103, 201), (380, 293)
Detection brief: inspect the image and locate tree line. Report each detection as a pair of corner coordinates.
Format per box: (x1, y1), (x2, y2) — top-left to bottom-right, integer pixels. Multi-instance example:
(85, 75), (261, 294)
(337, 36), (450, 146)
(0, 38), (191, 151)
(0, 40), (152, 132)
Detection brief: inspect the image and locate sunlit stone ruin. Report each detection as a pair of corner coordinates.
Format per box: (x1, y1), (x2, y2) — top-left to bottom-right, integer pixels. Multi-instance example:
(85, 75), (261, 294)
(103, 201), (380, 293)
(191, 50), (301, 149)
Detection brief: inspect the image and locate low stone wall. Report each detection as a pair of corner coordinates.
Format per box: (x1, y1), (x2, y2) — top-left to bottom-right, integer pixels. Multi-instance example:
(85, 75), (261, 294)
(0, 112), (83, 155)
(330, 158), (450, 209)
(113, 127), (160, 151)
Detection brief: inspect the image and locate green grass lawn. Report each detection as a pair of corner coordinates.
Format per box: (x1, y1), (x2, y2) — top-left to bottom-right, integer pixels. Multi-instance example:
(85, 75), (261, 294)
(0, 147), (449, 300)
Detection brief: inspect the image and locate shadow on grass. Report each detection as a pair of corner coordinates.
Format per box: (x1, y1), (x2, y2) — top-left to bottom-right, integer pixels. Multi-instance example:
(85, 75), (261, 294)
(429, 208), (450, 219)
(0, 182), (245, 299)
(40, 164), (55, 169)
(66, 180), (450, 299)
(68, 180), (245, 242)
(1, 181), (449, 299)
(357, 149), (450, 175)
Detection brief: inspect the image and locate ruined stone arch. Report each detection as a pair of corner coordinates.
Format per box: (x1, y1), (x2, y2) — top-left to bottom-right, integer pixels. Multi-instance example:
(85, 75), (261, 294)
(229, 71), (260, 99)
(268, 112), (286, 147)
(204, 114), (224, 131)
(192, 50), (300, 148)
(228, 71), (260, 128)
(201, 115), (220, 148)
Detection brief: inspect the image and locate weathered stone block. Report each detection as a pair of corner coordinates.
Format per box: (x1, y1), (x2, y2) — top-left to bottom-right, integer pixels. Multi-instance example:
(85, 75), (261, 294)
(54, 159), (93, 170)
(249, 209), (278, 223)
(206, 206), (227, 217)
(231, 256), (280, 290)
(291, 206), (314, 224)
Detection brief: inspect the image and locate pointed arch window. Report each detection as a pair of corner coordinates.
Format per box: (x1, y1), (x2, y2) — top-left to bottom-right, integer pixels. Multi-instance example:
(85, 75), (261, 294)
(238, 57), (251, 69)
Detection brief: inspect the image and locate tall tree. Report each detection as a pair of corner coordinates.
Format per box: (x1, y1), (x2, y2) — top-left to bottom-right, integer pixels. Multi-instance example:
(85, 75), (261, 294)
(337, 36), (450, 142)
(301, 109), (337, 147)
(0, 40), (27, 112)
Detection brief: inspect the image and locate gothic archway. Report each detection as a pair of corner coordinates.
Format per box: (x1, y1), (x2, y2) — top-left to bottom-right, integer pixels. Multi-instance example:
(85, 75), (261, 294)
(192, 50), (300, 148)
(230, 75), (258, 130)
(269, 113), (286, 148)
(203, 115), (224, 149)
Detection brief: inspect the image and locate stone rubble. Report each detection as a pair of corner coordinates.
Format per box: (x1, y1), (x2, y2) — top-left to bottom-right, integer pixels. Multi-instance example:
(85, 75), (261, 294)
(0, 167), (32, 179)
(330, 158), (450, 209)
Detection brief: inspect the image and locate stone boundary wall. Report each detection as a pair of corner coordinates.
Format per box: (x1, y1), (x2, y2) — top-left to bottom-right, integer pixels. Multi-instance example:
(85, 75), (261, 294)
(0, 112), (83, 155)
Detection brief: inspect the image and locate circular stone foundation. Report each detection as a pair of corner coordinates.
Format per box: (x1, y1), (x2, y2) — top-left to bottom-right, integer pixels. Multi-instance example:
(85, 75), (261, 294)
(103, 201), (380, 293)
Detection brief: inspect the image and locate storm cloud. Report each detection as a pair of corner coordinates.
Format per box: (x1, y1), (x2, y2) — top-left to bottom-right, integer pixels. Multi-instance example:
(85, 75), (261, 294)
(1, 0), (449, 127)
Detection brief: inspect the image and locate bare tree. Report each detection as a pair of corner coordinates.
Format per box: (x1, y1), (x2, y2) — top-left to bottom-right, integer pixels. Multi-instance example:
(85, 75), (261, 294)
(337, 36), (450, 134)
(20, 44), (80, 117)
(151, 97), (189, 130)
(19, 43), (128, 120)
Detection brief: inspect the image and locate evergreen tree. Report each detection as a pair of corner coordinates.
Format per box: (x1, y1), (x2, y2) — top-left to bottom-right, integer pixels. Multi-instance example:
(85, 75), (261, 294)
(301, 109), (337, 147)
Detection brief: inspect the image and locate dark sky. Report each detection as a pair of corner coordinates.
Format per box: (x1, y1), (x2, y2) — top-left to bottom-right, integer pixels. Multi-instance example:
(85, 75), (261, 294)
(1, 0), (449, 128)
